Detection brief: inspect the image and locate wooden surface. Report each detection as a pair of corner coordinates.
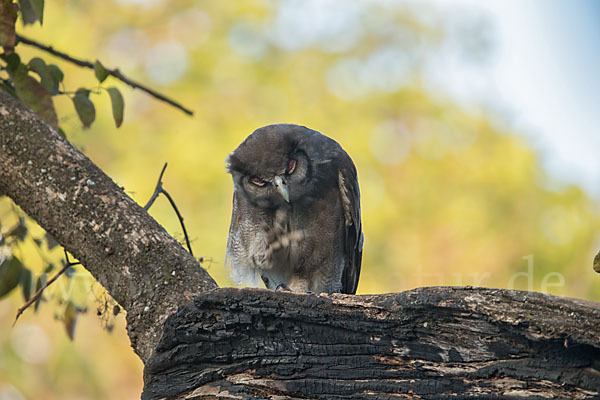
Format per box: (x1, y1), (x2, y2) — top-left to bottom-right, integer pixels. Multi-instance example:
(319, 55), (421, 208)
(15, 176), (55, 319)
(143, 286), (600, 399)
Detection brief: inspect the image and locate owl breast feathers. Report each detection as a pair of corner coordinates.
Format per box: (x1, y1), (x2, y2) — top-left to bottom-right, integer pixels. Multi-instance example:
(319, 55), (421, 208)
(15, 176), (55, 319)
(226, 124), (363, 294)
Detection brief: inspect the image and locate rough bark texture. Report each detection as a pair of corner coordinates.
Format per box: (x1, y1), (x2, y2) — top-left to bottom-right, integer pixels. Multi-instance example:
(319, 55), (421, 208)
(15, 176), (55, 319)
(143, 287), (600, 399)
(0, 90), (218, 362)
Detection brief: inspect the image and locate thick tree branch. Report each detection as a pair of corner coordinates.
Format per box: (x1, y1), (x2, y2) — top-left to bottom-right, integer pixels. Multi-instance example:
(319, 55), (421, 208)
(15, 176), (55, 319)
(0, 90), (216, 362)
(16, 34), (195, 116)
(143, 286), (600, 399)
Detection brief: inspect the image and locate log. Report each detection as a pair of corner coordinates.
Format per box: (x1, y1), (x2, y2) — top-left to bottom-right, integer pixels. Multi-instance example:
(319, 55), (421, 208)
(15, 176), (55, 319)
(143, 286), (600, 399)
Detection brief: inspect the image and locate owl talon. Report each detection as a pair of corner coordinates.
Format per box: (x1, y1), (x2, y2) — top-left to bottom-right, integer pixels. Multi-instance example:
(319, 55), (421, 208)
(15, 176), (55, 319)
(276, 283), (291, 291)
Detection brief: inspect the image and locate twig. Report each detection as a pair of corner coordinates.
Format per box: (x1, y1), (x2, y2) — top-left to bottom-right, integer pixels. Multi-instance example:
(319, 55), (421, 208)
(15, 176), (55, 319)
(15, 34), (194, 116)
(144, 162), (168, 211)
(14, 249), (81, 323)
(144, 163), (194, 256)
(161, 189), (194, 257)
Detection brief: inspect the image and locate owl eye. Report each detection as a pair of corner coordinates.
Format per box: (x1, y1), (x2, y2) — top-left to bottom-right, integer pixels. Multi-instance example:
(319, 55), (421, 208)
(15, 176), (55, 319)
(286, 159), (296, 175)
(250, 177), (266, 187)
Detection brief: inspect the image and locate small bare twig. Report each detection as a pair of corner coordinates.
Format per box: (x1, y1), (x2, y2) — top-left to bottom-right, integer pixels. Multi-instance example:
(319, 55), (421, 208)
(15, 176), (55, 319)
(16, 34), (194, 116)
(160, 189), (194, 257)
(14, 249), (81, 323)
(144, 163), (168, 211)
(144, 163), (194, 256)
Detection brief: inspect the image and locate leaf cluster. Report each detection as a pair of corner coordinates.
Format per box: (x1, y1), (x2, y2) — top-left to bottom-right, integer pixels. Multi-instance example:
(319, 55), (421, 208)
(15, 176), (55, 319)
(1, 217), (56, 312)
(0, 0), (124, 131)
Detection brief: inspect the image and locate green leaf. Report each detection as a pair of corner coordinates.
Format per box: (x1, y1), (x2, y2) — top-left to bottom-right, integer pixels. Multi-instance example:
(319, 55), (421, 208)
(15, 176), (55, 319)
(34, 273), (46, 312)
(7, 224), (27, 241)
(75, 88), (90, 97)
(0, 0), (18, 53)
(0, 257), (24, 299)
(107, 87), (124, 128)
(28, 57), (58, 95)
(64, 301), (78, 340)
(29, 0), (43, 23)
(27, 56), (45, 71)
(29, 0), (44, 25)
(94, 60), (109, 83)
(17, 0), (43, 25)
(47, 64), (64, 83)
(7, 217), (27, 241)
(13, 64), (58, 130)
(0, 79), (16, 97)
(44, 231), (59, 250)
(20, 267), (32, 301)
(65, 266), (76, 278)
(4, 52), (20, 72)
(72, 88), (95, 128)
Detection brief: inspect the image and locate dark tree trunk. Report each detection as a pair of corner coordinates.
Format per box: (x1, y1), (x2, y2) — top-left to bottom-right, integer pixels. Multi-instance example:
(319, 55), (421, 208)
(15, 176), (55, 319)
(1, 91), (599, 400)
(143, 287), (600, 399)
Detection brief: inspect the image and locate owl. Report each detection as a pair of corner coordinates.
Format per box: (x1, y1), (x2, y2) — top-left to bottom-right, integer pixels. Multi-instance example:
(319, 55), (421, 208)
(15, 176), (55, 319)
(226, 124), (363, 294)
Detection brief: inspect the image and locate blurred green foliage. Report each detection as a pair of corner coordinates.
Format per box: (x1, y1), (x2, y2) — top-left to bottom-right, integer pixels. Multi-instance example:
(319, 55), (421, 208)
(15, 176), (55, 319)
(1, 0), (599, 398)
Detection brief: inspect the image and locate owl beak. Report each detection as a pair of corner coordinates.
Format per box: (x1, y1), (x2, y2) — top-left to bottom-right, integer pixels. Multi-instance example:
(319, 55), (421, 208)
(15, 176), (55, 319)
(273, 176), (289, 203)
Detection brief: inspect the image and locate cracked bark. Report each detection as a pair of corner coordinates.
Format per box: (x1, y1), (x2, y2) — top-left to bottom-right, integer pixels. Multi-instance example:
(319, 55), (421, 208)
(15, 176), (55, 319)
(143, 287), (600, 399)
(1, 91), (599, 399)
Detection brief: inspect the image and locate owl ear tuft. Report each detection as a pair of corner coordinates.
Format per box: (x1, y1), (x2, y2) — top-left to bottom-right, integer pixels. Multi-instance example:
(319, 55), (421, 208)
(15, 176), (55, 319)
(226, 154), (246, 175)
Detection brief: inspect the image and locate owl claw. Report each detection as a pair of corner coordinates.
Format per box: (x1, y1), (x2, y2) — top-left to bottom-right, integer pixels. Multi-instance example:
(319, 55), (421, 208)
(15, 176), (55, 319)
(276, 283), (291, 291)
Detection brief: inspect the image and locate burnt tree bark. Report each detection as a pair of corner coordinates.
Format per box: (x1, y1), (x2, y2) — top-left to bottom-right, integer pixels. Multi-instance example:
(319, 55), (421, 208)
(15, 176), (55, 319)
(144, 287), (600, 399)
(1, 91), (599, 399)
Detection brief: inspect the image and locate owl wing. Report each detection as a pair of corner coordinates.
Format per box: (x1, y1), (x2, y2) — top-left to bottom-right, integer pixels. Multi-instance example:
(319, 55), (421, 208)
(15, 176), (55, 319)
(338, 165), (363, 294)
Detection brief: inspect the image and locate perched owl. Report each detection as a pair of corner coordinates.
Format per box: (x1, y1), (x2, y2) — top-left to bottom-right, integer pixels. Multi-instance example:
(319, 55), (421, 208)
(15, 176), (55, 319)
(226, 124), (363, 294)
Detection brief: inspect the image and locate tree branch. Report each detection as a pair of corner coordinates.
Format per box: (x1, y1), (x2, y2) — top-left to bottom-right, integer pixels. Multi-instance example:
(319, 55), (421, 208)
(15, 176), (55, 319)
(144, 163), (169, 211)
(14, 249), (80, 323)
(0, 90), (216, 362)
(16, 34), (195, 116)
(144, 162), (194, 256)
(143, 287), (600, 400)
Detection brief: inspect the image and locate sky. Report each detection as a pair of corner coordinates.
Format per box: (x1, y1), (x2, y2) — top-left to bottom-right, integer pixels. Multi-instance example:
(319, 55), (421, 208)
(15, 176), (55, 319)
(429, 0), (600, 197)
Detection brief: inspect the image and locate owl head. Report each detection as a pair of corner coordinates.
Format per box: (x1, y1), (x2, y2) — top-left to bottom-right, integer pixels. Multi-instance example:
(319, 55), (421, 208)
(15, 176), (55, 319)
(227, 124), (342, 208)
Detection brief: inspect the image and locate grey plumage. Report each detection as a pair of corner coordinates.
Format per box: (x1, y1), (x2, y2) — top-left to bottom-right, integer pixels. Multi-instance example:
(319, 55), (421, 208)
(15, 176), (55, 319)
(226, 124), (363, 294)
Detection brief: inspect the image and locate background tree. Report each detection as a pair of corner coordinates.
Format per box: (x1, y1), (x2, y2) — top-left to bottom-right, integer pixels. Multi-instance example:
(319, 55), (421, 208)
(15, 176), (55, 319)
(1, 1), (599, 399)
